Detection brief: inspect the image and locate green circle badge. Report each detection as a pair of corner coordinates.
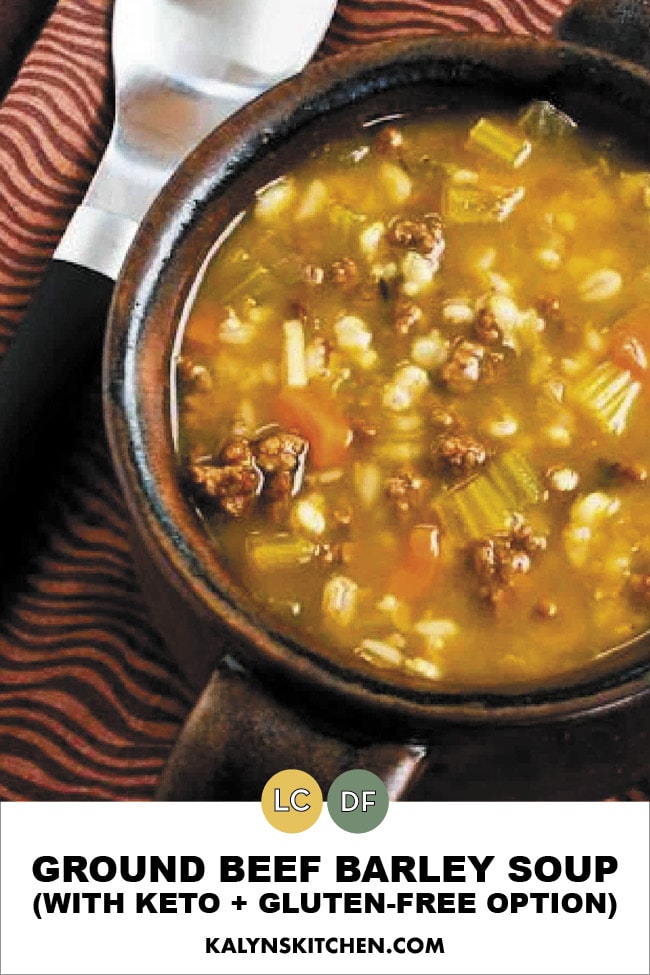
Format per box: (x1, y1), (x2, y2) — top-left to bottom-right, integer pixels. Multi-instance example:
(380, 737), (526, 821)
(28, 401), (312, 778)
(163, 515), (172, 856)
(327, 769), (389, 833)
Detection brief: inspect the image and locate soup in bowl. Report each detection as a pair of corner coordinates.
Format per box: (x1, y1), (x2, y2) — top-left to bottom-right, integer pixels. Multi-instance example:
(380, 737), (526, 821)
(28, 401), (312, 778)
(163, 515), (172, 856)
(174, 101), (650, 694)
(104, 33), (650, 798)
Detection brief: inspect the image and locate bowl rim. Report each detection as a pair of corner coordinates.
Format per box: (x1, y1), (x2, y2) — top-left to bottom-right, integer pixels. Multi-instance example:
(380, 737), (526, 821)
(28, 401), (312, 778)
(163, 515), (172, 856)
(104, 32), (650, 731)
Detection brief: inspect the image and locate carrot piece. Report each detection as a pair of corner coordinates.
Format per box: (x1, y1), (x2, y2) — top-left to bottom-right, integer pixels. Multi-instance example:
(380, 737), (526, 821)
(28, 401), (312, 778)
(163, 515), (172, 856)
(407, 523), (441, 563)
(386, 524), (441, 601)
(276, 387), (352, 468)
(386, 558), (437, 602)
(184, 298), (221, 348)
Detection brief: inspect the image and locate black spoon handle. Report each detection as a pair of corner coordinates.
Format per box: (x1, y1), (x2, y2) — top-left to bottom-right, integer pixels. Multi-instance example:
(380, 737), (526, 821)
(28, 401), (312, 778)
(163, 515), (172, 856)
(0, 260), (113, 508)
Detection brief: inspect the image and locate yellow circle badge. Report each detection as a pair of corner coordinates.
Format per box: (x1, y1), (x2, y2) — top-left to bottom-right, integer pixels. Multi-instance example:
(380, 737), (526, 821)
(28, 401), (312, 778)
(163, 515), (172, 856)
(261, 770), (323, 833)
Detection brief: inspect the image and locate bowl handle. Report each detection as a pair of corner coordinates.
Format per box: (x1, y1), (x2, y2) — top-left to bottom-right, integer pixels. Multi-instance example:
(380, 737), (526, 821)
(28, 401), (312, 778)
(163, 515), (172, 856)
(155, 659), (429, 801)
(556, 0), (650, 69)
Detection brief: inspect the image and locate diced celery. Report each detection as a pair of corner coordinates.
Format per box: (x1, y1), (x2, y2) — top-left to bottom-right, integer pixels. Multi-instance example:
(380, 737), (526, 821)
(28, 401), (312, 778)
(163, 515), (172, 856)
(468, 475), (512, 524)
(572, 361), (642, 435)
(445, 183), (525, 224)
(329, 203), (366, 246)
(497, 451), (545, 507)
(246, 533), (316, 573)
(467, 118), (532, 168)
(444, 484), (483, 538)
(518, 100), (577, 142)
(437, 451), (544, 538)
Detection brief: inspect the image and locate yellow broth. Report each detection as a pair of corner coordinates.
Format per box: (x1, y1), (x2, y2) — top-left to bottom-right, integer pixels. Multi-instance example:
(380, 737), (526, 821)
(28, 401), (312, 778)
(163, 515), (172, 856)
(175, 104), (650, 691)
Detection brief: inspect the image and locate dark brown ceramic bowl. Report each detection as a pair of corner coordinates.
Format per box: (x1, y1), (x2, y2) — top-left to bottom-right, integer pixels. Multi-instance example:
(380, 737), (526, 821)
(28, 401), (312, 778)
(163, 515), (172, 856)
(104, 19), (650, 801)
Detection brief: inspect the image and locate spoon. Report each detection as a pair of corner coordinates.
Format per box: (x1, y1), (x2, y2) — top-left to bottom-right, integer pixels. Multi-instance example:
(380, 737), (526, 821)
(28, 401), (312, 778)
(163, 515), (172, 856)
(0, 0), (337, 529)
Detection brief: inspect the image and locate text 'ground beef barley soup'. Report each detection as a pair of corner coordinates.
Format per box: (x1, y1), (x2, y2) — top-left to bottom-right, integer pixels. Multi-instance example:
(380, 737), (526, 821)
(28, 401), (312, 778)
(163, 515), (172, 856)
(173, 102), (650, 692)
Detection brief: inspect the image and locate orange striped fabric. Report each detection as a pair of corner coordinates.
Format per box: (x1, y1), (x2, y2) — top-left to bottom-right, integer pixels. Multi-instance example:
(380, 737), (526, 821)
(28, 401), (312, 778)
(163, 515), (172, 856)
(0, 0), (647, 801)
